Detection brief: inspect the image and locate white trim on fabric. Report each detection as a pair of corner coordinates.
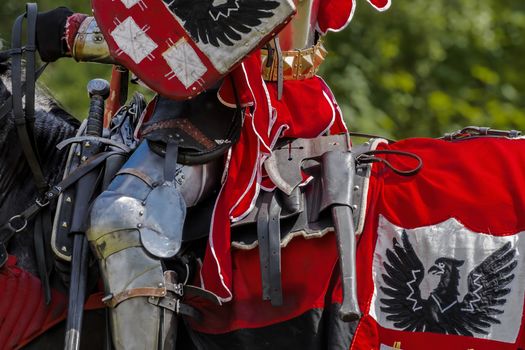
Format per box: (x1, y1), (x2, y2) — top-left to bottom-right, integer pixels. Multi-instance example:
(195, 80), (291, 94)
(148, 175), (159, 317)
(231, 227), (334, 250)
(216, 87), (254, 109)
(355, 138), (388, 235)
(255, 74), (273, 153)
(318, 90), (336, 136)
(203, 183), (233, 303)
(228, 139), (261, 222)
(317, 76), (348, 132)
(368, 0), (392, 12)
(260, 183), (276, 192)
(315, 0), (357, 35)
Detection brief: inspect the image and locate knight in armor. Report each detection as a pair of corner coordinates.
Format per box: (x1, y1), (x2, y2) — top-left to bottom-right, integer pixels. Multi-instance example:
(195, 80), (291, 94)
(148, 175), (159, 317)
(35, 0), (391, 348)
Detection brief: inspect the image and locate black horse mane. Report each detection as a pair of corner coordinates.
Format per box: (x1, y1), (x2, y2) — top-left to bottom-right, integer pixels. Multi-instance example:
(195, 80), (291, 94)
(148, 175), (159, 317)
(0, 52), (80, 127)
(0, 53), (79, 274)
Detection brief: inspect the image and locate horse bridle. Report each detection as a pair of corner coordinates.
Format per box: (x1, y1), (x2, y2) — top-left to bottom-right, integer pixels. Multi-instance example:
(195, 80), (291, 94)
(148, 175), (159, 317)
(3, 3), (49, 193)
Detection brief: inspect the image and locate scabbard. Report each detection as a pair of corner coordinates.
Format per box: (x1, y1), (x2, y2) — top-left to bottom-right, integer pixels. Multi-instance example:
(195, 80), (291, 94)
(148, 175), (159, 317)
(320, 150), (361, 322)
(65, 80), (109, 350)
(65, 158), (104, 350)
(331, 205), (361, 321)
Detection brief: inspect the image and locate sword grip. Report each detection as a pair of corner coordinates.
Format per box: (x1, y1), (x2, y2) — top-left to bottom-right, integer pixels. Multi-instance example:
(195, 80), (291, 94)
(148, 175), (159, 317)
(86, 78), (110, 137)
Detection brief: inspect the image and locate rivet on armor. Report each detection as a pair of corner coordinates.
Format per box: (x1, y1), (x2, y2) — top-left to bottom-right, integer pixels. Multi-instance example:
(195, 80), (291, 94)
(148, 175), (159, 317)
(158, 283), (164, 288)
(61, 246), (68, 252)
(353, 185), (360, 191)
(139, 210), (144, 216)
(66, 196), (72, 202)
(61, 221), (68, 228)
(352, 204), (358, 210)
(84, 141), (91, 148)
(137, 223), (143, 228)
(81, 156), (88, 162)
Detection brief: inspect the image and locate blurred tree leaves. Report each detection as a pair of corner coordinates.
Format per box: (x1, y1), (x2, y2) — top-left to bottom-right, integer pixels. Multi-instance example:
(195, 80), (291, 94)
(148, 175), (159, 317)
(1, 0), (524, 138)
(322, 1), (525, 138)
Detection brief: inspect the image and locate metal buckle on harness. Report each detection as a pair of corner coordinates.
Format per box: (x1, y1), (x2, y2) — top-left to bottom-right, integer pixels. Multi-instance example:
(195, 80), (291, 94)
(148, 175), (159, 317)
(7, 215), (28, 233)
(35, 196), (50, 208)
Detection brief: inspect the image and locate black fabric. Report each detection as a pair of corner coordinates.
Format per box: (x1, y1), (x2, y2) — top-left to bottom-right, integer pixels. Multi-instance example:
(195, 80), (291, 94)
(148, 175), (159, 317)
(23, 309), (109, 349)
(35, 7), (73, 62)
(186, 304), (357, 350)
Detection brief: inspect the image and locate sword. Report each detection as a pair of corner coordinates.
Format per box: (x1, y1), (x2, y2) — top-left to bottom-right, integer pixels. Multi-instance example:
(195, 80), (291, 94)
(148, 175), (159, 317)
(64, 79), (110, 350)
(264, 134), (361, 321)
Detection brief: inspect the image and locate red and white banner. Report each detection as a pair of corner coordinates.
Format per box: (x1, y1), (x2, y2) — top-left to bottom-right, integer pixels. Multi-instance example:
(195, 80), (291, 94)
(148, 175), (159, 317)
(352, 137), (525, 349)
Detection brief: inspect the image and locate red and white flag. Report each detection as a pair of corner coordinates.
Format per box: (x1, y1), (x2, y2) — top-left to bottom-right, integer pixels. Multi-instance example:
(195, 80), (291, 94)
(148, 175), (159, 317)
(353, 137), (525, 350)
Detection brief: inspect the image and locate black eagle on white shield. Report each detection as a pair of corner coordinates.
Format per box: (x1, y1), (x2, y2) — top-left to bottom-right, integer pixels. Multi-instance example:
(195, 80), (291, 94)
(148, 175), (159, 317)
(163, 0), (280, 47)
(380, 230), (518, 336)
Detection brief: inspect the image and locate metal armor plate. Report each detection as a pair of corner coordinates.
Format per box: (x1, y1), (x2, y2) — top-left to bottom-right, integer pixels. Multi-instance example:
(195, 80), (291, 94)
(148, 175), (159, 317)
(91, 0), (296, 99)
(88, 181), (186, 258)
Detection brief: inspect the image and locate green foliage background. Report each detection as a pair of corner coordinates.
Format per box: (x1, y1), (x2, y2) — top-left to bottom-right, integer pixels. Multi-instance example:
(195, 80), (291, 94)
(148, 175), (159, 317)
(1, 0), (524, 139)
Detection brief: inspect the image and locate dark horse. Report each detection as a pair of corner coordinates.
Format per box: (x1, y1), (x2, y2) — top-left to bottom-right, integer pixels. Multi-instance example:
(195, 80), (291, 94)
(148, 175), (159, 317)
(0, 55), (112, 349)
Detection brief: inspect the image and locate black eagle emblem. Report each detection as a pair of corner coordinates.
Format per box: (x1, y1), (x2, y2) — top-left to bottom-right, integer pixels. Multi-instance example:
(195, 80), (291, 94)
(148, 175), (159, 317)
(380, 230), (518, 336)
(163, 0), (280, 47)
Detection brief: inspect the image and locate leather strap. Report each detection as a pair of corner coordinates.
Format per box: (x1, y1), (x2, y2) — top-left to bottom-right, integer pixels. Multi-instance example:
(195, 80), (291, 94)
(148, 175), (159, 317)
(256, 191), (283, 306)
(103, 287), (167, 308)
(11, 3), (48, 193)
(257, 192), (271, 301)
(164, 141), (179, 182)
(356, 149), (423, 176)
(115, 168), (158, 188)
(0, 63), (47, 122)
(34, 210), (52, 304)
(268, 192), (283, 306)
(0, 150), (124, 245)
(142, 118), (216, 151)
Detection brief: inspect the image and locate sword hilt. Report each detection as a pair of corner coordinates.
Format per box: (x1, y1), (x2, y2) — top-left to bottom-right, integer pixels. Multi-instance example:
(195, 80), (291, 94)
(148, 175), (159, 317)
(86, 78), (110, 137)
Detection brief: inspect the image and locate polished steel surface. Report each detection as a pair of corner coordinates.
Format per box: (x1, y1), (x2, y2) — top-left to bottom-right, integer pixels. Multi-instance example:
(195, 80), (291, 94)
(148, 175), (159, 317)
(72, 17), (114, 64)
(277, 0), (321, 50)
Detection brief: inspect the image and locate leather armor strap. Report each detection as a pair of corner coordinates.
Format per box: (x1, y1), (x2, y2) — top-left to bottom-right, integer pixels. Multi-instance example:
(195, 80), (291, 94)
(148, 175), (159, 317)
(91, 231), (143, 260)
(148, 296), (202, 321)
(261, 39), (327, 81)
(142, 118), (216, 151)
(115, 168), (158, 188)
(103, 287), (167, 308)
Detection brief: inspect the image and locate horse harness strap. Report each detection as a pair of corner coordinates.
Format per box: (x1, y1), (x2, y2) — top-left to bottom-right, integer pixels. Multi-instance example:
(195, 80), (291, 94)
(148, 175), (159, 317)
(0, 150), (124, 267)
(10, 3), (48, 193)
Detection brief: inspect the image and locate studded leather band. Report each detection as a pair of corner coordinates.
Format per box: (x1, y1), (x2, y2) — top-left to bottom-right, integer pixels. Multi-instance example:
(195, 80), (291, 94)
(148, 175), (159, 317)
(261, 39), (327, 81)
